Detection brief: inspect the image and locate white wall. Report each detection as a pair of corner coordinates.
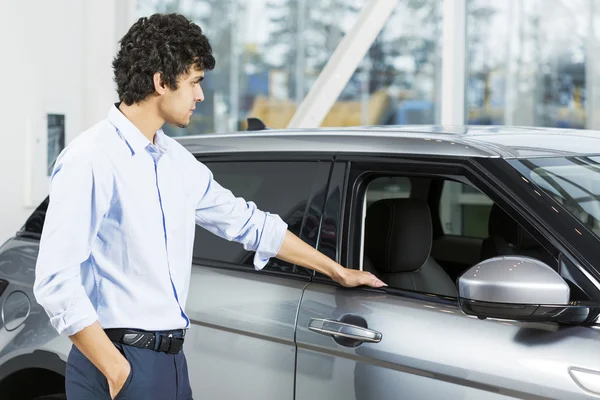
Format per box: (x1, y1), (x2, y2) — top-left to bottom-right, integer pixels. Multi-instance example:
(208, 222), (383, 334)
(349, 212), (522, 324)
(0, 0), (136, 244)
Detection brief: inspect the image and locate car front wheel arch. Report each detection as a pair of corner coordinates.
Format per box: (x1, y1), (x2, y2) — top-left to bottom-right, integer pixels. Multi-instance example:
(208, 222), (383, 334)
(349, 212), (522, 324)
(0, 351), (66, 400)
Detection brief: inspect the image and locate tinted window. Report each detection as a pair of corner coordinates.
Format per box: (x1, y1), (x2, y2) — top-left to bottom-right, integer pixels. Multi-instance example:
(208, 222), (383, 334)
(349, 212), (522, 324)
(193, 161), (321, 274)
(440, 180), (492, 238)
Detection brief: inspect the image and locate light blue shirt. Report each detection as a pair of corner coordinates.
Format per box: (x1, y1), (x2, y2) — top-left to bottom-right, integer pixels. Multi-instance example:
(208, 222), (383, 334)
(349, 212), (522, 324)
(33, 104), (288, 336)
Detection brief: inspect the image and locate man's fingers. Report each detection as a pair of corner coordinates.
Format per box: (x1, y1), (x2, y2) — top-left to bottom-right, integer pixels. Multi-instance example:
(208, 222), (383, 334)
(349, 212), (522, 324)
(371, 276), (387, 288)
(341, 270), (387, 288)
(362, 273), (386, 288)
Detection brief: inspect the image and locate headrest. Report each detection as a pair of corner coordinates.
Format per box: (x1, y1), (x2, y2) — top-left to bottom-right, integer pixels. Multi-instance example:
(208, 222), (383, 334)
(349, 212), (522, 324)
(365, 199), (431, 273)
(488, 204), (538, 248)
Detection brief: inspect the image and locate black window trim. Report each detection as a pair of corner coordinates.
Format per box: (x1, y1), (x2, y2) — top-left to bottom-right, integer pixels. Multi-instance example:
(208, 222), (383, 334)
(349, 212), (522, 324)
(315, 159), (348, 265)
(190, 152), (336, 281)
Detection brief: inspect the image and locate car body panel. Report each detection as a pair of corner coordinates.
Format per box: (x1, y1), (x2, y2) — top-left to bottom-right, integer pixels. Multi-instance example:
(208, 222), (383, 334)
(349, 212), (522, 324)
(179, 133), (502, 158)
(0, 238), (69, 381)
(178, 125), (600, 159)
(183, 266), (307, 399)
(295, 283), (600, 400)
(461, 131), (600, 158)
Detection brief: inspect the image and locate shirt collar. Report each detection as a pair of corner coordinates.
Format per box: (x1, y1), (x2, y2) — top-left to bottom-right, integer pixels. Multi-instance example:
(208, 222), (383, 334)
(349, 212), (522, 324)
(107, 103), (169, 156)
(154, 129), (170, 153)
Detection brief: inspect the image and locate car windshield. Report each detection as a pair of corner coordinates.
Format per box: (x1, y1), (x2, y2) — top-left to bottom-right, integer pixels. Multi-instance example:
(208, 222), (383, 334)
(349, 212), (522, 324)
(509, 156), (600, 239)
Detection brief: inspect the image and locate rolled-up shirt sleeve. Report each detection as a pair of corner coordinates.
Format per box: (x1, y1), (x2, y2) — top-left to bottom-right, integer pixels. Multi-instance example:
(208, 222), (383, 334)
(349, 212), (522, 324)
(33, 148), (111, 336)
(192, 161), (288, 270)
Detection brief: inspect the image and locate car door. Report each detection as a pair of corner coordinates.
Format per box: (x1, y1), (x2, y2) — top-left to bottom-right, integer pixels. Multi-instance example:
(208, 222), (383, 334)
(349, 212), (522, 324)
(295, 157), (600, 400)
(183, 156), (332, 399)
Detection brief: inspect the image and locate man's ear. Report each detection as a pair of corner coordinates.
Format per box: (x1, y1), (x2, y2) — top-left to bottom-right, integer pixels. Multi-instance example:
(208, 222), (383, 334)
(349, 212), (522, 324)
(153, 72), (166, 95)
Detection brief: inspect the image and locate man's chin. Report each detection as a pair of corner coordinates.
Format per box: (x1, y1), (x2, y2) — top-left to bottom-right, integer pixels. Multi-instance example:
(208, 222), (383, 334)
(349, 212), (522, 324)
(172, 118), (190, 129)
(165, 116), (191, 129)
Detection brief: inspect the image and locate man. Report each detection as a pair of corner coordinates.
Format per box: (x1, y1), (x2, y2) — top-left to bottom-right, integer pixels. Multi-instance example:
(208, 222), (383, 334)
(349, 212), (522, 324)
(33, 13), (386, 400)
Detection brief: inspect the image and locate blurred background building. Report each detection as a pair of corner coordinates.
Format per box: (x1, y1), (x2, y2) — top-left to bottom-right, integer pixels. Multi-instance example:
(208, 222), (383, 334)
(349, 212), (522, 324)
(1, 0), (600, 243)
(138, 0), (600, 135)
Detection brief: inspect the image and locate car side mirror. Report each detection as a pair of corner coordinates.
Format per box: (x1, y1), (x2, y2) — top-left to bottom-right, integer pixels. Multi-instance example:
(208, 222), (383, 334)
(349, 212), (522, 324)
(458, 256), (600, 326)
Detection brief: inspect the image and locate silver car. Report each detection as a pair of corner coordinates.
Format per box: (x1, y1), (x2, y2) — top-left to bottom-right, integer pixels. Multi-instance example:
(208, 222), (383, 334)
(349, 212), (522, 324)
(1, 125), (600, 399)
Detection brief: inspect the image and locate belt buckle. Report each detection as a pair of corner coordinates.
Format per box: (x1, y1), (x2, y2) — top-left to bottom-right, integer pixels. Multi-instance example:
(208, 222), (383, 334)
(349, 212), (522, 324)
(158, 333), (184, 354)
(122, 332), (150, 347)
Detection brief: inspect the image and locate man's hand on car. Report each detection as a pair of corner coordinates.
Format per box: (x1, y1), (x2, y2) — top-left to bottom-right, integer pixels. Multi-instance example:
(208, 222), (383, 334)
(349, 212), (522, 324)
(276, 231), (387, 288)
(333, 267), (387, 288)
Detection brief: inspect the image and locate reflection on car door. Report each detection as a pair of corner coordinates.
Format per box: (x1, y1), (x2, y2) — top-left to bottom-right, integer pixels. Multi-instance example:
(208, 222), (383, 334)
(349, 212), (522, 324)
(183, 158), (332, 399)
(295, 281), (600, 400)
(185, 268), (307, 399)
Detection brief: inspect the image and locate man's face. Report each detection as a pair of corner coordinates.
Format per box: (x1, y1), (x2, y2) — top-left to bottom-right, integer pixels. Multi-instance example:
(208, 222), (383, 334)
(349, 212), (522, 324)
(160, 66), (205, 128)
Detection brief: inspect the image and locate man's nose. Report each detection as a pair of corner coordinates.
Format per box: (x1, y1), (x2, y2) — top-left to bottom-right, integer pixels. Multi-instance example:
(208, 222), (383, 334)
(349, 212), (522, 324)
(194, 86), (204, 103)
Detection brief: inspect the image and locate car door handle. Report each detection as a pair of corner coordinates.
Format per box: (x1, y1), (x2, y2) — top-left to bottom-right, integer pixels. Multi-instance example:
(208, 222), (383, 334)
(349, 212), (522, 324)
(308, 318), (382, 343)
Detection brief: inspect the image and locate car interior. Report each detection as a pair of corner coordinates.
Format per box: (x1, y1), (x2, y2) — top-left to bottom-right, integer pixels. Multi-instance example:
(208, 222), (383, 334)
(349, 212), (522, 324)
(361, 175), (556, 297)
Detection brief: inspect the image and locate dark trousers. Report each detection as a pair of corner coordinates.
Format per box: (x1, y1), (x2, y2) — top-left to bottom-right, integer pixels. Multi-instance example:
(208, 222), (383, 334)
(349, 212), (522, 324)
(65, 341), (193, 399)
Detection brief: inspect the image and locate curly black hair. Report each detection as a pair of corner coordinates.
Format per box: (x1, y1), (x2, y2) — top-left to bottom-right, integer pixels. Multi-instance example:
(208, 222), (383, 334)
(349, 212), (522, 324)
(113, 13), (216, 105)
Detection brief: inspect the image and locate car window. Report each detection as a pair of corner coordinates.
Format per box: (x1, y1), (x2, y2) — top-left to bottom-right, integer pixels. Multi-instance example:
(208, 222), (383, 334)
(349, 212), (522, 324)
(439, 180), (493, 238)
(361, 175), (458, 297)
(192, 160), (320, 275)
(366, 177), (411, 206)
(509, 156), (600, 239)
(356, 170), (555, 299)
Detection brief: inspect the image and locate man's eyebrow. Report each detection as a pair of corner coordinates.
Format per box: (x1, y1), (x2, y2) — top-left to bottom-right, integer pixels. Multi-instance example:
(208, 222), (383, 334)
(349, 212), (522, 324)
(194, 75), (204, 82)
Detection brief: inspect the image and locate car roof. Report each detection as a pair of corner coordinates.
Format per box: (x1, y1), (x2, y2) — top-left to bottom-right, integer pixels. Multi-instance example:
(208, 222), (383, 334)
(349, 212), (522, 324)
(176, 125), (600, 159)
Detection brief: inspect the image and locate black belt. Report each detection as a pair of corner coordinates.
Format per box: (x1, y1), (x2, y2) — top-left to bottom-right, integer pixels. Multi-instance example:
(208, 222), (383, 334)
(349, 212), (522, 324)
(105, 328), (186, 354)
